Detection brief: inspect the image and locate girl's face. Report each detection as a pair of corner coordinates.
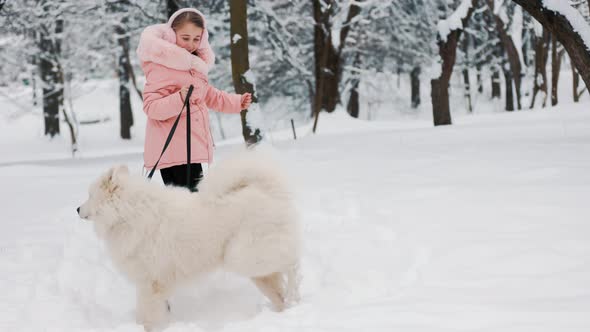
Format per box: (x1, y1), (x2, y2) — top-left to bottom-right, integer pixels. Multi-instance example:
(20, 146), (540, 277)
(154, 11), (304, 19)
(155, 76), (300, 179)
(175, 23), (203, 53)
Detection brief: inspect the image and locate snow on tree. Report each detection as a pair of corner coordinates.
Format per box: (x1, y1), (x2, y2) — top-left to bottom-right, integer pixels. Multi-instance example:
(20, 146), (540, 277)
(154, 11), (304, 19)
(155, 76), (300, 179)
(512, 0), (590, 93)
(431, 0), (477, 126)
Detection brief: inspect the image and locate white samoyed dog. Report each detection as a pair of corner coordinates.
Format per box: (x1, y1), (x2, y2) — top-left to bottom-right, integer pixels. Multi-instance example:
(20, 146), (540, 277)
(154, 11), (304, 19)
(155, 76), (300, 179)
(77, 151), (301, 330)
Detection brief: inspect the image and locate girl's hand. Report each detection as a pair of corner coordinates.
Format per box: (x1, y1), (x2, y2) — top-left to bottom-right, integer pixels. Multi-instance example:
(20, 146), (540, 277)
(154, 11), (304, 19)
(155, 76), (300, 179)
(241, 93), (252, 110)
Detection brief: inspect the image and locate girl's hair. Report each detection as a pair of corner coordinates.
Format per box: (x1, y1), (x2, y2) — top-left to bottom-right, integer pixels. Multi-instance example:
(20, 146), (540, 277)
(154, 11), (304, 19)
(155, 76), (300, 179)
(171, 12), (204, 31)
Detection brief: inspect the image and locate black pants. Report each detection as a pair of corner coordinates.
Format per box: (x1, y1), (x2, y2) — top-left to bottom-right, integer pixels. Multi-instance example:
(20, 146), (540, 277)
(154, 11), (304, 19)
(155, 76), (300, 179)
(160, 163), (203, 191)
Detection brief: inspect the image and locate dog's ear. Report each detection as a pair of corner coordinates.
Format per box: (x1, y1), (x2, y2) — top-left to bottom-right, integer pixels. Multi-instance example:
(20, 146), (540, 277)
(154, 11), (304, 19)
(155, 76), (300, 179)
(102, 165), (128, 193)
(111, 165), (129, 189)
(112, 165), (129, 182)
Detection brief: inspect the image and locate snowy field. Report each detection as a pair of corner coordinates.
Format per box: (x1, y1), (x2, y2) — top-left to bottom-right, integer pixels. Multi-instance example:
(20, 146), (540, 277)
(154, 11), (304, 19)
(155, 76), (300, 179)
(1, 80), (590, 331)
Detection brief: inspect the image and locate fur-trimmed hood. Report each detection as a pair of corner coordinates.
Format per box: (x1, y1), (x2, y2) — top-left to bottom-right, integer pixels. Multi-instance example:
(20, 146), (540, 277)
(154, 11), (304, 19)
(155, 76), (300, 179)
(136, 8), (215, 75)
(166, 7), (210, 49)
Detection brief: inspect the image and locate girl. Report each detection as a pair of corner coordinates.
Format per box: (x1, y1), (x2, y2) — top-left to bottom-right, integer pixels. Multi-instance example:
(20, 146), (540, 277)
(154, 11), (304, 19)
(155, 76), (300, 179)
(137, 8), (252, 191)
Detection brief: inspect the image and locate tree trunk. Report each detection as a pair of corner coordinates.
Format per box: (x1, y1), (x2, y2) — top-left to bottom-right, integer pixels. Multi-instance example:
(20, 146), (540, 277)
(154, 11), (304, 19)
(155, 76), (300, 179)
(347, 80), (360, 118)
(476, 65), (483, 94)
(461, 37), (472, 112)
(431, 79), (452, 125)
(116, 24), (133, 140)
(229, 0), (261, 145)
(572, 60), (580, 102)
(311, 0), (361, 117)
(530, 28), (550, 108)
(512, 0), (590, 93)
(167, 0), (179, 18)
(487, 0), (522, 110)
(551, 34), (565, 106)
(347, 53), (360, 118)
(32, 55), (38, 107)
(29, 30), (38, 107)
(397, 61), (402, 89)
(410, 66), (421, 108)
(431, 0), (476, 126)
(58, 68), (78, 155)
(491, 69), (501, 99)
(312, 0), (337, 116)
(463, 69), (473, 112)
(40, 19), (63, 137)
(503, 65), (515, 111)
(431, 36), (458, 124)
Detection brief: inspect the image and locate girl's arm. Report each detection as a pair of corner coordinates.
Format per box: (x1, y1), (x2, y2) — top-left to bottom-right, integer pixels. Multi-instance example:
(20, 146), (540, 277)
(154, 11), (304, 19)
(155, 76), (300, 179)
(201, 85), (244, 114)
(136, 24), (214, 73)
(143, 87), (185, 121)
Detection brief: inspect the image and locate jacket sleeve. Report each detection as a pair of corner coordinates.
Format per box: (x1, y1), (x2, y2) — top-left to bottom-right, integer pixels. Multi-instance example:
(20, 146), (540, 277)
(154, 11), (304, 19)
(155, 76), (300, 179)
(203, 85), (243, 114)
(137, 24), (214, 74)
(143, 88), (186, 121)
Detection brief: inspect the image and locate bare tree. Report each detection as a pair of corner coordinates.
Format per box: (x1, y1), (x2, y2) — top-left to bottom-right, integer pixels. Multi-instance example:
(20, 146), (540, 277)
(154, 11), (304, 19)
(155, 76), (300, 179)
(486, 0), (523, 110)
(346, 53), (361, 118)
(512, 0), (590, 92)
(167, 0), (179, 19)
(461, 36), (473, 112)
(571, 61), (587, 102)
(311, 0), (362, 125)
(550, 35), (565, 106)
(38, 1), (63, 137)
(530, 27), (550, 108)
(569, 0), (589, 102)
(229, 0), (261, 145)
(110, 2), (134, 139)
(431, 0), (477, 126)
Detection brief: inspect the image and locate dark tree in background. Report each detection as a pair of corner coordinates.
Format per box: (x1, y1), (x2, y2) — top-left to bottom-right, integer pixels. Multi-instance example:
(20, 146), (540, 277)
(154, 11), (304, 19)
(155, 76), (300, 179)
(530, 28), (550, 108)
(311, 0), (361, 132)
(431, 0), (477, 126)
(167, 0), (179, 19)
(39, 2), (63, 137)
(550, 34), (565, 106)
(112, 4), (133, 140)
(490, 49), (502, 99)
(487, 0), (523, 110)
(229, 0), (261, 145)
(411, 66), (421, 109)
(511, 0), (590, 92)
(346, 53), (361, 118)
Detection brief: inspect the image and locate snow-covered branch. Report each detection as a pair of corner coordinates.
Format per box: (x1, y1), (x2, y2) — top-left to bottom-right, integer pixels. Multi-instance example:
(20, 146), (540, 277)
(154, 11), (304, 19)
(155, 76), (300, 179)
(438, 0), (475, 42)
(543, 0), (590, 51)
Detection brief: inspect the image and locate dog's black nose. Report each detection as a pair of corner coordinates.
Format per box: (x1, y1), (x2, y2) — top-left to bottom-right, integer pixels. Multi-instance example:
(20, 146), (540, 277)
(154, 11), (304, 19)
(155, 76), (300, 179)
(77, 207), (80, 214)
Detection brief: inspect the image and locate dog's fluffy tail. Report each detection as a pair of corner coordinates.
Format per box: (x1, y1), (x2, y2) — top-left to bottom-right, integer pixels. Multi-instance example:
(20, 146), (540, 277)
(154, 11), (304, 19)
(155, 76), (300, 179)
(198, 149), (291, 199)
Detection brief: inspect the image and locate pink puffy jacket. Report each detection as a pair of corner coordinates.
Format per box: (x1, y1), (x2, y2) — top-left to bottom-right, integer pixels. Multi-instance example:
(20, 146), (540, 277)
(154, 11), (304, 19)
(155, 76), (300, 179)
(137, 8), (242, 170)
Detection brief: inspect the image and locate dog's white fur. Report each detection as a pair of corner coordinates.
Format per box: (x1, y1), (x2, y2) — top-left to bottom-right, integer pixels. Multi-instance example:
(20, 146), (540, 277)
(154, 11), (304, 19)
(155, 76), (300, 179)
(78, 151), (301, 330)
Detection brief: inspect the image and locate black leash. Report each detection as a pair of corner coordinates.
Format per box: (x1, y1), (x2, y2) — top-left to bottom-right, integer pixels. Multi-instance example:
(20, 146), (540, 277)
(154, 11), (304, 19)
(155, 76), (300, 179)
(147, 85), (194, 190)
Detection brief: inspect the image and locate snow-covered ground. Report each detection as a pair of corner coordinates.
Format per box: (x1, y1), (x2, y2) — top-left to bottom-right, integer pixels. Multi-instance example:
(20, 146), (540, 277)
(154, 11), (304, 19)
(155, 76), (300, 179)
(1, 77), (590, 331)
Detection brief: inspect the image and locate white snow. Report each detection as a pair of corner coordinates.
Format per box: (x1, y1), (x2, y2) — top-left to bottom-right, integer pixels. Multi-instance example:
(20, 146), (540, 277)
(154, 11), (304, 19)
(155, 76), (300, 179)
(242, 69), (256, 86)
(232, 34), (242, 44)
(1, 76), (590, 331)
(437, 0), (474, 42)
(533, 20), (544, 37)
(543, 0), (590, 51)
(510, 6), (526, 69)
